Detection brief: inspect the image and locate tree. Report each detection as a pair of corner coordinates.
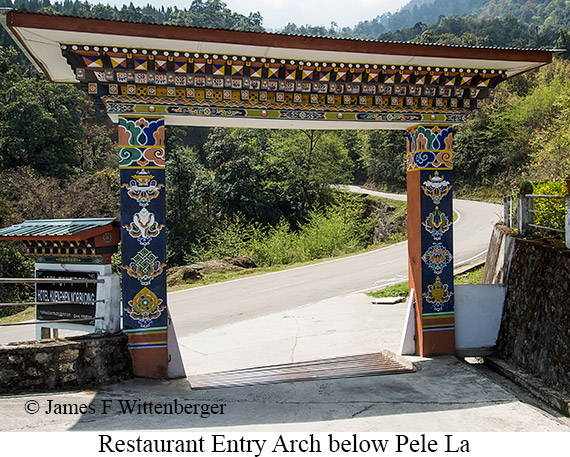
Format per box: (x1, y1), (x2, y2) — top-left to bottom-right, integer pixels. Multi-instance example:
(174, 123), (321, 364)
(0, 166), (119, 221)
(453, 60), (570, 193)
(0, 48), (87, 177)
(167, 0), (264, 31)
(0, 196), (34, 312)
(358, 130), (406, 191)
(165, 145), (213, 265)
(267, 130), (353, 222)
(203, 128), (275, 223)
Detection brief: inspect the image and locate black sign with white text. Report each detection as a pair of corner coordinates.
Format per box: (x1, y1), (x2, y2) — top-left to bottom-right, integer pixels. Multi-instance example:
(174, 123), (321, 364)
(35, 270), (97, 323)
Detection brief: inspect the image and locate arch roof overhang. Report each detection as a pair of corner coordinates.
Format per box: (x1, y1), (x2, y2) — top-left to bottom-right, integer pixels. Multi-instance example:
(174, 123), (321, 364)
(0, 9), (558, 130)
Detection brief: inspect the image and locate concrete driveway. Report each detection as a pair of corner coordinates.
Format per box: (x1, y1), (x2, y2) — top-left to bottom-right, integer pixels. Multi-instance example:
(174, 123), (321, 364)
(1, 292), (568, 433)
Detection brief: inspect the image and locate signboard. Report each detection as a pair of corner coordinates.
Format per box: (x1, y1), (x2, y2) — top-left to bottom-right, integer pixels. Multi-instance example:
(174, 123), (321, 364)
(35, 270), (97, 324)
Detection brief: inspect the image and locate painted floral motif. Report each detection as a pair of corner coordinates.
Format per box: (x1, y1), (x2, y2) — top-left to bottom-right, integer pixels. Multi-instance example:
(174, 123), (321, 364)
(121, 169), (164, 207)
(142, 147), (166, 166)
(123, 208), (164, 246)
(423, 276), (453, 312)
(406, 125), (453, 153)
(119, 147), (144, 167)
(411, 150), (437, 169)
(421, 171), (451, 205)
(422, 207), (452, 241)
(123, 247), (166, 285)
(406, 125), (453, 171)
(422, 243), (453, 274)
(119, 116), (164, 148)
(436, 150), (453, 169)
(125, 286), (165, 328)
(119, 147), (166, 168)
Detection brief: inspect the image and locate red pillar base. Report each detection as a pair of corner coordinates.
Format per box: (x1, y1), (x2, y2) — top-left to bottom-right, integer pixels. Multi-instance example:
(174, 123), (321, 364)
(421, 328), (456, 356)
(127, 331), (168, 378)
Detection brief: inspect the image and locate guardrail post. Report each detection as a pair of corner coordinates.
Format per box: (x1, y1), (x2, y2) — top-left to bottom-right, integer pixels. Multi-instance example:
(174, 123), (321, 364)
(518, 193), (534, 236)
(566, 196), (570, 249)
(564, 195), (570, 249)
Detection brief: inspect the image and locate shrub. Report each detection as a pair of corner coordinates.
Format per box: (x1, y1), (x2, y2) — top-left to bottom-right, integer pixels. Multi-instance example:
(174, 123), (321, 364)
(185, 194), (376, 267)
(533, 181), (566, 232)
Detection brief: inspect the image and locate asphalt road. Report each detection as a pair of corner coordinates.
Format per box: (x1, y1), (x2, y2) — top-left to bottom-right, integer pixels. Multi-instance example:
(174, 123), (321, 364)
(167, 188), (501, 333)
(0, 189), (502, 344)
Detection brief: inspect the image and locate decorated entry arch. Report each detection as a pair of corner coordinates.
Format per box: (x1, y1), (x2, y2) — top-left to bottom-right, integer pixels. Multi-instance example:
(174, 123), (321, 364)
(1, 9), (554, 377)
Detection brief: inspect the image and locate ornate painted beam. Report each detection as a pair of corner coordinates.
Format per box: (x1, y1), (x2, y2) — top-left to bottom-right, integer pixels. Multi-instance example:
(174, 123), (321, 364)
(1, 10), (556, 130)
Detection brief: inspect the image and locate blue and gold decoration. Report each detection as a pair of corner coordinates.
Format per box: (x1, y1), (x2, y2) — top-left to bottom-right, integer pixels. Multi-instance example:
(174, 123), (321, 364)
(407, 125), (455, 343)
(119, 115), (168, 376)
(120, 115), (166, 329)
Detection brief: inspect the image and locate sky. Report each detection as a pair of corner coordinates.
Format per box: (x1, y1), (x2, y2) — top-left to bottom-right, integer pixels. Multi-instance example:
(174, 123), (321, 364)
(98, 0), (410, 31)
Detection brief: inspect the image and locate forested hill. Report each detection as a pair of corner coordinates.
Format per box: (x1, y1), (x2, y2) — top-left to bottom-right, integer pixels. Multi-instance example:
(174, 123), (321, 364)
(351, 0), (570, 36)
(351, 0), (486, 38)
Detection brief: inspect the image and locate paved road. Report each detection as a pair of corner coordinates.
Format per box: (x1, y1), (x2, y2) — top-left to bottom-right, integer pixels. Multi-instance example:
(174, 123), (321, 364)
(168, 189), (501, 333)
(0, 190), (502, 344)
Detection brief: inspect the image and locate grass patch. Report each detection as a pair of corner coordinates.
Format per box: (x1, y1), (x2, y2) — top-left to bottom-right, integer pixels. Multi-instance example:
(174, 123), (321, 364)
(364, 194), (406, 208)
(454, 265), (485, 285)
(368, 281), (409, 299)
(454, 185), (503, 203)
(168, 264), (284, 291)
(366, 264), (486, 299)
(0, 306), (34, 325)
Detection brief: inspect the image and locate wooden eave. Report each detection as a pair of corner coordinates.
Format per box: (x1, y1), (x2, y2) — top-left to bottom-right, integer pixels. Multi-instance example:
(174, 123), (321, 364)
(1, 9), (556, 83)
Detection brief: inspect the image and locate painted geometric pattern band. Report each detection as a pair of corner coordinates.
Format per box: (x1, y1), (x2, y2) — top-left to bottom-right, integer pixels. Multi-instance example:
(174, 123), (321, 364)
(64, 45), (502, 126)
(125, 328), (168, 350)
(120, 116), (167, 331)
(103, 95), (469, 124)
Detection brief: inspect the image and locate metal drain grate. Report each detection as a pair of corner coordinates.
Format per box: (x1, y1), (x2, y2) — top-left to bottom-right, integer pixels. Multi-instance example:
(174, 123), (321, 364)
(188, 352), (414, 389)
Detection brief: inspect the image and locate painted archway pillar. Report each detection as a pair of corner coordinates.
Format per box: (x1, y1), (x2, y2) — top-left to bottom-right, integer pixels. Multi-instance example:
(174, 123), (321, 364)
(118, 115), (169, 378)
(406, 124), (455, 356)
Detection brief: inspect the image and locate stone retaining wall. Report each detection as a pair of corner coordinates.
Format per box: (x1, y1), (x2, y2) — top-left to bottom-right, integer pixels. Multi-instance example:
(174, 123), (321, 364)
(484, 225), (570, 395)
(0, 334), (132, 393)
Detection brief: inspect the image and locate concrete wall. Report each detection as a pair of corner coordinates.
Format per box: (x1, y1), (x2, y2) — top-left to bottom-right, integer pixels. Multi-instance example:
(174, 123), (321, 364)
(454, 284), (507, 357)
(484, 224), (570, 395)
(0, 334), (132, 393)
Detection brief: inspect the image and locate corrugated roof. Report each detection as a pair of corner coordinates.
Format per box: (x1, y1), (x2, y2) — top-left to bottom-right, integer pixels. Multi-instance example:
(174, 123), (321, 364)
(0, 218), (116, 237)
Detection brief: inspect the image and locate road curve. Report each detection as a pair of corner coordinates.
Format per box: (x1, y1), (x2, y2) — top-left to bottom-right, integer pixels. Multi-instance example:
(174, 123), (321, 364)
(0, 190), (501, 344)
(167, 189), (501, 334)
